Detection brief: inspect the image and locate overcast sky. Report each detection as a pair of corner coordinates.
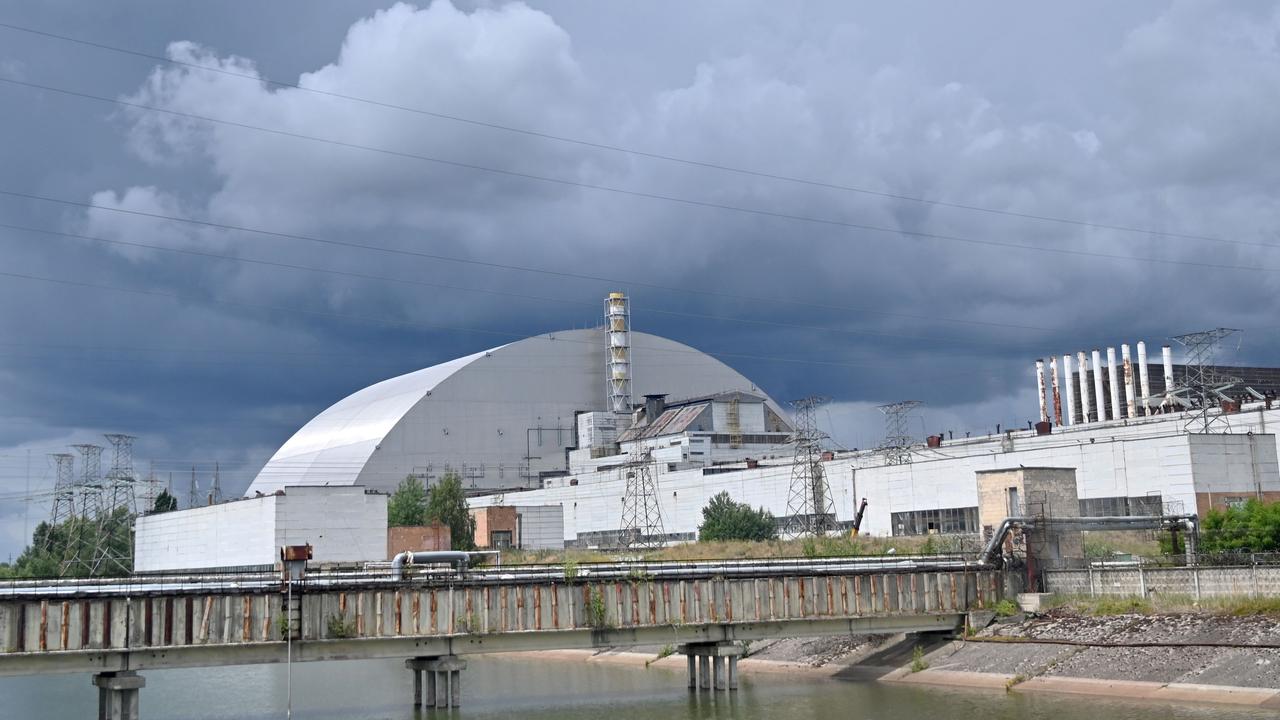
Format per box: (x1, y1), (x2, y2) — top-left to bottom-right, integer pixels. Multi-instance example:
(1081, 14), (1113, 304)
(2, 1), (1278, 559)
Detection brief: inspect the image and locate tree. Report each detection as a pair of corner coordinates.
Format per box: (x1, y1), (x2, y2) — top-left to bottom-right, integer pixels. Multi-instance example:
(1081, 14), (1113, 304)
(388, 475), (428, 527)
(426, 472), (476, 551)
(152, 489), (178, 514)
(698, 491), (777, 542)
(1199, 499), (1280, 553)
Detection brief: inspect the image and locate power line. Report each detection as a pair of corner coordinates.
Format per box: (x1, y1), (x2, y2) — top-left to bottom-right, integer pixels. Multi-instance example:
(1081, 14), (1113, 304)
(0, 188), (1054, 333)
(0, 77), (1270, 275)
(0, 19), (1258, 251)
(0, 267), (949, 372)
(0, 222), (1051, 349)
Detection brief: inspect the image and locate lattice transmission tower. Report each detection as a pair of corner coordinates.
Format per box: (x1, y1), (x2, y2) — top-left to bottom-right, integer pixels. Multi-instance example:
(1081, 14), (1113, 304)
(101, 434), (138, 515)
(70, 444), (104, 520)
(47, 453), (78, 526)
(1171, 328), (1241, 433)
(90, 434), (139, 575)
(878, 400), (921, 465)
(783, 396), (837, 537)
(619, 449), (664, 549)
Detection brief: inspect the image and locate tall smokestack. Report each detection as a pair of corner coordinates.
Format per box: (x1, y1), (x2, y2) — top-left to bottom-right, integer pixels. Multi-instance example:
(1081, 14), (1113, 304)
(1049, 356), (1063, 426)
(1063, 354), (1077, 426)
(1163, 344), (1175, 398)
(1122, 344), (1137, 419)
(1137, 341), (1152, 415)
(1091, 350), (1106, 421)
(1106, 347), (1121, 422)
(605, 292), (632, 415)
(1078, 351), (1092, 423)
(1035, 359), (1049, 423)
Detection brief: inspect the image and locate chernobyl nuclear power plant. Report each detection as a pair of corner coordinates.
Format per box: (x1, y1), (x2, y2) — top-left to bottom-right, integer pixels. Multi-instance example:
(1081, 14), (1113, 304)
(108, 293), (1279, 572)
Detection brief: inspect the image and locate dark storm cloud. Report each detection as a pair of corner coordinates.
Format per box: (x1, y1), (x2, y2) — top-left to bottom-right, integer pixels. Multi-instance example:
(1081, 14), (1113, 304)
(2, 0), (1280, 556)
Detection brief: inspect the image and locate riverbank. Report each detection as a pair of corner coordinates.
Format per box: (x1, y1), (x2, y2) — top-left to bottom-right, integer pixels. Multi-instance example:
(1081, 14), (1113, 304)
(509, 610), (1280, 710)
(893, 609), (1280, 709)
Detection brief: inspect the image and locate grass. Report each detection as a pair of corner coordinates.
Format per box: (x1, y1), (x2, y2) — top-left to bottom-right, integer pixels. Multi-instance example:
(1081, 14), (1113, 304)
(1040, 593), (1280, 617)
(646, 644), (675, 667)
(495, 535), (959, 567)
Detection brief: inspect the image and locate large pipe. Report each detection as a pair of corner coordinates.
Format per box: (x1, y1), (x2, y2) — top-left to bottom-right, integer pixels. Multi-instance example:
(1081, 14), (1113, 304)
(1122, 344), (1137, 419)
(979, 514), (1199, 566)
(1091, 350), (1107, 421)
(1137, 341), (1152, 414)
(1106, 347), (1121, 422)
(1063, 354), (1077, 426)
(391, 551), (472, 572)
(1049, 356), (1063, 426)
(1077, 351), (1091, 423)
(1035, 359), (1048, 423)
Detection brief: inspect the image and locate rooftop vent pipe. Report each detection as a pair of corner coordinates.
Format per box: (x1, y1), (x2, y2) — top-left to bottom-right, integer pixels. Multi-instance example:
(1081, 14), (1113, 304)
(1137, 341), (1152, 414)
(1106, 347), (1121, 422)
(1091, 350), (1106, 421)
(1077, 351), (1092, 423)
(1062, 354), (1077, 426)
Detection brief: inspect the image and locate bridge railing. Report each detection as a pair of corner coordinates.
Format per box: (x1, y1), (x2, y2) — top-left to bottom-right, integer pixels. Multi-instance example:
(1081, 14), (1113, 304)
(0, 568), (1004, 656)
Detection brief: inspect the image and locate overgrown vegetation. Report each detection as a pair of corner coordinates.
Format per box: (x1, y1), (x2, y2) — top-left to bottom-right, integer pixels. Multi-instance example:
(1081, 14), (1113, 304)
(1199, 499), (1280, 553)
(326, 613), (357, 639)
(562, 559), (579, 581)
(151, 489), (179, 514)
(3, 507), (136, 578)
(1047, 593), (1280, 617)
(586, 586), (610, 629)
(909, 645), (929, 673)
(426, 473), (477, 551)
(276, 614), (292, 640)
(387, 472), (477, 550)
(646, 644), (675, 667)
(388, 475), (429, 527)
(993, 599), (1020, 617)
(698, 491), (777, 542)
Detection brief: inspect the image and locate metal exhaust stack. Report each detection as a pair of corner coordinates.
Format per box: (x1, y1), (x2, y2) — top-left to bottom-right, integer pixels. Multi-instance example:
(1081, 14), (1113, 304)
(1063, 354), (1077, 426)
(1035, 359), (1049, 424)
(1122, 344), (1137, 419)
(1106, 347), (1121, 422)
(1137, 341), (1152, 415)
(605, 292), (633, 415)
(1049, 356), (1063, 426)
(1077, 351), (1092, 423)
(1091, 350), (1106, 421)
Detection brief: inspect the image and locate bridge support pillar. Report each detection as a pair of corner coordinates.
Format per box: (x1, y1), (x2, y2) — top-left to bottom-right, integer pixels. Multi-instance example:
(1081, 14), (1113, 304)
(406, 655), (466, 708)
(93, 671), (144, 720)
(680, 642), (743, 692)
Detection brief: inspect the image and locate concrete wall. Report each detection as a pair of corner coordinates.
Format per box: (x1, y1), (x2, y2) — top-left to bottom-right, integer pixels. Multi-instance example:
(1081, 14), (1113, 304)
(135, 486), (387, 572)
(273, 486), (387, 565)
(134, 496), (278, 572)
(1047, 565), (1280, 598)
(515, 506), (565, 550)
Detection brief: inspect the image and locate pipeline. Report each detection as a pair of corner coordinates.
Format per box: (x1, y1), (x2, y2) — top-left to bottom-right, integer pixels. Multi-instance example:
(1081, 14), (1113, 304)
(390, 551), (473, 573)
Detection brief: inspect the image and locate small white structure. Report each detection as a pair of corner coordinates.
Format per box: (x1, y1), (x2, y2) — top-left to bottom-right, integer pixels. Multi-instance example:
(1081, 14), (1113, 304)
(134, 486), (387, 572)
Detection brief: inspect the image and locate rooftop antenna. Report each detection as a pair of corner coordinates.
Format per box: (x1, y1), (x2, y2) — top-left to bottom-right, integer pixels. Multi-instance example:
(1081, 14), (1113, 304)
(1171, 328), (1241, 433)
(618, 449), (664, 549)
(783, 396), (836, 537)
(878, 400), (922, 465)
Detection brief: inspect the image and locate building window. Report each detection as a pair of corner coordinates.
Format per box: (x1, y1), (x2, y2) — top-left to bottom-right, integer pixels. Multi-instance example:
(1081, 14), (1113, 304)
(1079, 495), (1163, 517)
(891, 506), (979, 536)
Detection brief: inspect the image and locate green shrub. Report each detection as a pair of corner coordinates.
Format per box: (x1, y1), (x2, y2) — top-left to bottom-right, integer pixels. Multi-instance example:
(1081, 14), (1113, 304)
(326, 614), (356, 639)
(586, 586), (610, 629)
(993, 599), (1020, 617)
(698, 491), (777, 542)
(563, 559), (579, 581)
(910, 645), (929, 673)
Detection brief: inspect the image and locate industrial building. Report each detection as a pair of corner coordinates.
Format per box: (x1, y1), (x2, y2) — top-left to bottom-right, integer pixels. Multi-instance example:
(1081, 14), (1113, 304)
(247, 294), (788, 495)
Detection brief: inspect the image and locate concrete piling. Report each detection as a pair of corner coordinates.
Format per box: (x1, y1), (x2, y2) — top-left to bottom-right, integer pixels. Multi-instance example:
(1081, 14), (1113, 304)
(93, 671), (144, 720)
(406, 655), (466, 709)
(681, 641), (744, 693)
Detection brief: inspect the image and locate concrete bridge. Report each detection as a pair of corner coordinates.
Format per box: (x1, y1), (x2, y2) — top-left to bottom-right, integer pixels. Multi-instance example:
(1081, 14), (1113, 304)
(0, 558), (1009, 718)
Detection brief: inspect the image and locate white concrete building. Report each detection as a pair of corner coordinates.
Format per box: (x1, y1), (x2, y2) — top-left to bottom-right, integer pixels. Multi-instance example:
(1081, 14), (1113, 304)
(472, 405), (1280, 546)
(134, 486), (387, 572)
